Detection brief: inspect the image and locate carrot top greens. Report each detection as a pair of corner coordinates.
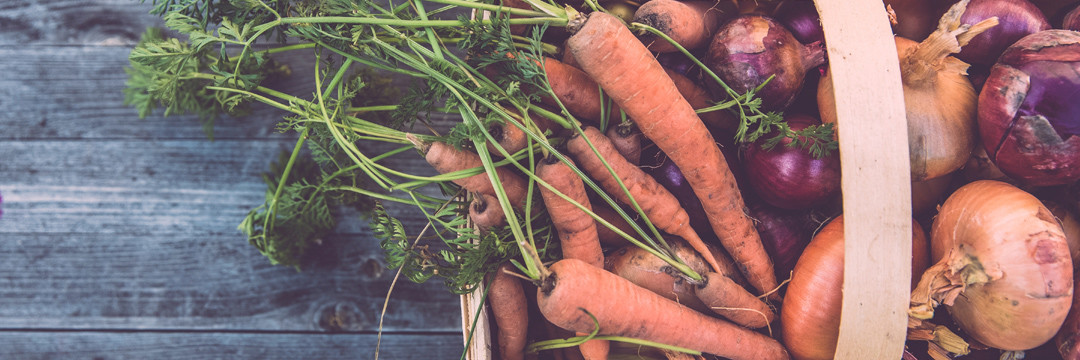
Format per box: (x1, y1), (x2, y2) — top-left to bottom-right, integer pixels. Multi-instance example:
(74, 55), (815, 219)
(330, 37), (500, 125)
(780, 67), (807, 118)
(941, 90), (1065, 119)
(125, 0), (835, 290)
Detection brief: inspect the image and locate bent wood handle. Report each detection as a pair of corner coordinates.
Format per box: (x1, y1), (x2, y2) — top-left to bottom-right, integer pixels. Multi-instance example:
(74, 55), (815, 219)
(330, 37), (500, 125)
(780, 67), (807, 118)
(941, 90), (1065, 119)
(814, 0), (912, 359)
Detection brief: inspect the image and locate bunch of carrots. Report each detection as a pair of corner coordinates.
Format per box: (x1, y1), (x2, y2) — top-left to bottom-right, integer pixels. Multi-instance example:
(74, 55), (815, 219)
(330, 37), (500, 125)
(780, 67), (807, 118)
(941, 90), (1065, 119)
(126, 0), (1021, 359)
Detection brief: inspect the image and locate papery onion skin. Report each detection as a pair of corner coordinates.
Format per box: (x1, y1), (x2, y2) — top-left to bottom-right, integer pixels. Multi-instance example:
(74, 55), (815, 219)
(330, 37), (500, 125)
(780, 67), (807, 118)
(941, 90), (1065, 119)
(741, 114), (841, 210)
(705, 15), (826, 111)
(977, 30), (1080, 186)
(781, 215), (928, 360)
(818, 36), (978, 181)
(956, 0), (1050, 67)
(928, 180), (1072, 351)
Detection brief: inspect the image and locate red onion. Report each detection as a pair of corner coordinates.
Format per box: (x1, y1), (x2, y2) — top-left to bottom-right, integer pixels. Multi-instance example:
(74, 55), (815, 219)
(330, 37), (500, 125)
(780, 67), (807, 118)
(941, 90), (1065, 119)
(747, 201), (816, 282)
(885, 0), (943, 41)
(956, 0), (1050, 67)
(772, 0), (824, 45)
(978, 30), (1080, 186)
(1066, 5), (1080, 31)
(704, 15), (826, 111)
(741, 114), (841, 210)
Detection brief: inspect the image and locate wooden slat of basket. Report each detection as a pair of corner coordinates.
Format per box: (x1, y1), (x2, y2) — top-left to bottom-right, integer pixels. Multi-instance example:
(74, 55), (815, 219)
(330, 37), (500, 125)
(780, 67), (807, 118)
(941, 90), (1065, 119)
(814, 0), (912, 359)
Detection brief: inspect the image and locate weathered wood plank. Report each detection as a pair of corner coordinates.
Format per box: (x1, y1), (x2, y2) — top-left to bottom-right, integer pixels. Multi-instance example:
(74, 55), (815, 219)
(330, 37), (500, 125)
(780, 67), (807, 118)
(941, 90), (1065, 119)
(0, 139), (462, 332)
(0, 45), (319, 141)
(0, 233), (462, 331)
(0, 0), (161, 46)
(0, 331), (465, 359)
(0, 140), (442, 235)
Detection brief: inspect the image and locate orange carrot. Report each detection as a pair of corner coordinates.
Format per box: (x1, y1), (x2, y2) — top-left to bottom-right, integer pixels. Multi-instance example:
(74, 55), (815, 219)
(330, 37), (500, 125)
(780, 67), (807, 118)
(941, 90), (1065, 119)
(535, 154), (608, 359)
(469, 192), (506, 232)
(488, 264), (529, 360)
(486, 116), (528, 157)
(539, 57), (620, 125)
(634, 0), (733, 52)
(537, 258), (791, 360)
(566, 12), (778, 297)
(536, 154), (604, 268)
(694, 272), (775, 328)
(605, 122), (644, 165)
(605, 241), (712, 313)
(566, 126), (724, 274)
(421, 140), (529, 209)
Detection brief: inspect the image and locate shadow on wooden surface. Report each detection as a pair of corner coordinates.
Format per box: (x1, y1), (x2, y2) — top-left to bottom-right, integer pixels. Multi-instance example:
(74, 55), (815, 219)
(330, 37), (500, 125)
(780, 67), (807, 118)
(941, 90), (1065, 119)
(0, 0), (465, 357)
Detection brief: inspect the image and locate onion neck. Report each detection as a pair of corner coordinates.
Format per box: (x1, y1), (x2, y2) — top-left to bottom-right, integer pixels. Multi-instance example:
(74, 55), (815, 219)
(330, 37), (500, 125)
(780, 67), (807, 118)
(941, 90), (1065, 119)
(901, 0), (998, 86)
(800, 40), (826, 73)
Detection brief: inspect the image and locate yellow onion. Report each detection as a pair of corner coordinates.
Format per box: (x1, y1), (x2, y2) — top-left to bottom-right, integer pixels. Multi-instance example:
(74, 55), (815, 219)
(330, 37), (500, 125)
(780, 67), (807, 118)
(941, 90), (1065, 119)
(782, 215), (929, 360)
(818, 0), (997, 181)
(909, 180), (1072, 351)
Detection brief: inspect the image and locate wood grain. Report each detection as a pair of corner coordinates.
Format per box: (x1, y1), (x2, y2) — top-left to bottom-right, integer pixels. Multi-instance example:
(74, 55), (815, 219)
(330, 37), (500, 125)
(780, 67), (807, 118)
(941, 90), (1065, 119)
(814, 0), (912, 359)
(0, 140), (439, 235)
(0, 331), (464, 359)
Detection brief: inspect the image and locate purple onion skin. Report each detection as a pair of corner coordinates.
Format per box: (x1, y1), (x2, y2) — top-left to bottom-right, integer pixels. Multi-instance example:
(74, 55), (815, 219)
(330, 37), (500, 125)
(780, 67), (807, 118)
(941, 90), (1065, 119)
(742, 114), (841, 210)
(772, 0), (824, 45)
(1065, 4), (1080, 31)
(957, 0), (1050, 67)
(747, 201), (815, 281)
(705, 15), (826, 111)
(979, 30), (1080, 187)
(645, 155), (715, 242)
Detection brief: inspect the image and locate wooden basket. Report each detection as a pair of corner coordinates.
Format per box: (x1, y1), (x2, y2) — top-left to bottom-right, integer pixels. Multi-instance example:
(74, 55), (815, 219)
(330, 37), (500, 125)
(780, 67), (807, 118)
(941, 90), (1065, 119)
(460, 0), (1072, 358)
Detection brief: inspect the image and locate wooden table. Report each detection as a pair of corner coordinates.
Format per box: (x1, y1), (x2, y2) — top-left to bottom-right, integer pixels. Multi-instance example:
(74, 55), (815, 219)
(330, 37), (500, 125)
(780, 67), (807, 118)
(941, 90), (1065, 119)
(0, 1), (465, 358)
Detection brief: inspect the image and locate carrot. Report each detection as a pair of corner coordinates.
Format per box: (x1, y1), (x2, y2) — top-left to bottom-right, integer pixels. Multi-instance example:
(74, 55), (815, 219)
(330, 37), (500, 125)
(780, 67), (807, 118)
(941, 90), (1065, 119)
(576, 336), (610, 360)
(537, 258), (791, 360)
(485, 116), (528, 157)
(539, 57), (620, 125)
(566, 126), (724, 274)
(420, 140), (529, 209)
(469, 192), (506, 231)
(488, 264), (529, 360)
(536, 154), (605, 268)
(605, 121), (644, 165)
(566, 12), (778, 297)
(694, 272), (775, 328)
(634, 0), (733, 52)
(605, 241), (712, 313)
(535, 153), (608, 359)
(665, 68), (738, 132)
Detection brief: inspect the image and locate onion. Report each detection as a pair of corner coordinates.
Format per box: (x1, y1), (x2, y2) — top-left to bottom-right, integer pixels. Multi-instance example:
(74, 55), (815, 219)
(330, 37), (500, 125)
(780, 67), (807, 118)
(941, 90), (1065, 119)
(704, 14), (826, 111)
(977, 30), (1080, 186)
(747, 201), (817, 282)
(911, 172), (955, 216)
(741, 114), (841, 210)
(884, 0), (942, 41)
(772, 0), (824, 45)
(819, 0), (995, 181)
(1065, 4), (1080, 31)
(909, 180), (1072, 351)
(781, 215), (929, 360)
(955, 0), (1050, 67)
(641, 149), (718, 244)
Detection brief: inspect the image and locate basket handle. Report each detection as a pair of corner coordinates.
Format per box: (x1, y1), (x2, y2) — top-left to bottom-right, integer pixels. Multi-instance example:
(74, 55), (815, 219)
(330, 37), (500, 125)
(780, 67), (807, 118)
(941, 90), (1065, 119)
(813, 0), (912, 359)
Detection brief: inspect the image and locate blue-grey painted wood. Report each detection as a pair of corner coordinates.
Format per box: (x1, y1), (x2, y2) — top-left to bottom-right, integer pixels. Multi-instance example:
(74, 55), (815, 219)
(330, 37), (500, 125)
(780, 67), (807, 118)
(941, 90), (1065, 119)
(0, 331), (465, 359)
(0, 0), (467, 357)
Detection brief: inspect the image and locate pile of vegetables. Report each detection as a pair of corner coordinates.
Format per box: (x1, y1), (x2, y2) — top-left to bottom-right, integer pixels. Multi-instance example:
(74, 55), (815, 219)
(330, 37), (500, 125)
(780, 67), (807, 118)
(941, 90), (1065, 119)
(124, 0), (1080, 358)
